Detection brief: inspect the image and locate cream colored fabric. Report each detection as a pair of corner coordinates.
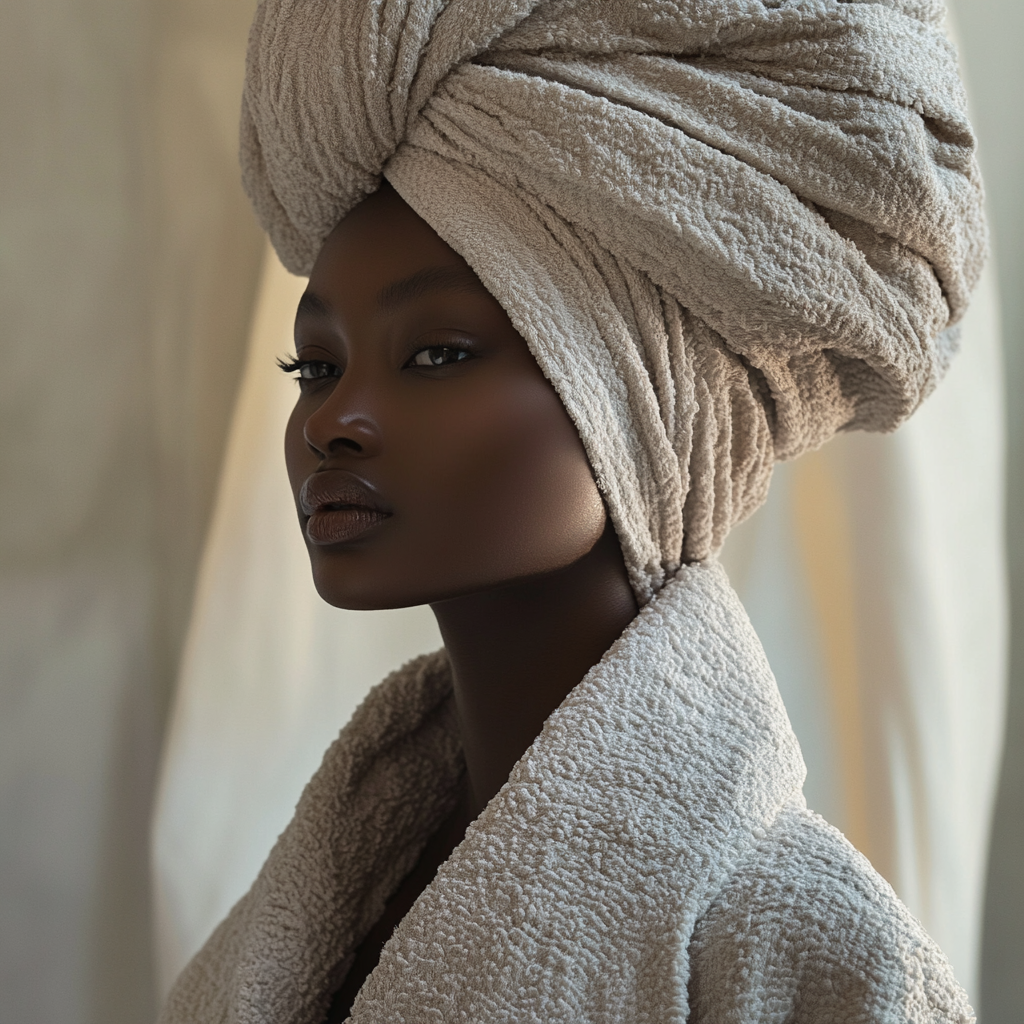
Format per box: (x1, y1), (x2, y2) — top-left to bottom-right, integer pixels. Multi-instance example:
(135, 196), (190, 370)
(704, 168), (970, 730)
(0, 0), (264, 1020)
(719, 255), (1007, 1001)
(241, 0), (986, 601)
(159, 562), (973, 1023)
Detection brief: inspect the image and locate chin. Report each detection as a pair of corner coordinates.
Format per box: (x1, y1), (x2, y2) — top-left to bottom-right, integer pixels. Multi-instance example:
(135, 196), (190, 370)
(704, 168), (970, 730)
(304, 529), (609, 611)
(308, 556), (436, 611)
(311, 574), (419, 612)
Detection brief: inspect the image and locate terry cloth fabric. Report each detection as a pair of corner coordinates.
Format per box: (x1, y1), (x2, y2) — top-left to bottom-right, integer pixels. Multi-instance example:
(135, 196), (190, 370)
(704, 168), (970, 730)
(158, 561), (973, 1024)
(240, 0), (986, 603)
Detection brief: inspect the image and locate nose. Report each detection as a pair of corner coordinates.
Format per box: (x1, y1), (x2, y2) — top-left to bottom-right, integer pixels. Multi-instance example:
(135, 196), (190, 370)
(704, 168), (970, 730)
(302, 377), (383, 460)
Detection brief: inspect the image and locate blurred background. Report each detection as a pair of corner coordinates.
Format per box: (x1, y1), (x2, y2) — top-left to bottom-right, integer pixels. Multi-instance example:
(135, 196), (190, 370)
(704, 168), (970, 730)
(1, 1), (1021, 1022)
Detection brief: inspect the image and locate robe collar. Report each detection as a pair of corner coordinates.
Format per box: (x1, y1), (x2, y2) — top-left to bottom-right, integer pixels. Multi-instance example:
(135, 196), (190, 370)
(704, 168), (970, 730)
(224, 560), (805, 1024)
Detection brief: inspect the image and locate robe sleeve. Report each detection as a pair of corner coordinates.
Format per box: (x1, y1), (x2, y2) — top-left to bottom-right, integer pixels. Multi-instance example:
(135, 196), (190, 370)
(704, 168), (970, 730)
(687, 801), (974, 1023)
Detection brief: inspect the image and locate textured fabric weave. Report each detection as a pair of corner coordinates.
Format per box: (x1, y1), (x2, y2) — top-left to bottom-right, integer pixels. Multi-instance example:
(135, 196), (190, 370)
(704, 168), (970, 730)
(158, 562), (974, 1023)
(241, 0), (985, 600)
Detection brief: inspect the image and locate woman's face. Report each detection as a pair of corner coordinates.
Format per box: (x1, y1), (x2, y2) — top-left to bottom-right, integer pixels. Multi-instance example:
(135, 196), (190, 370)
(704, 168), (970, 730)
(284, 184), (607, 610)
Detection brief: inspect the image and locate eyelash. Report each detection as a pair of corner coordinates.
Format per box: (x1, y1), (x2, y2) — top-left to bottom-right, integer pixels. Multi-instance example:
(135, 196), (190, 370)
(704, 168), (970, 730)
(276, 356), (337, 378)
(276, 356), (340, 393)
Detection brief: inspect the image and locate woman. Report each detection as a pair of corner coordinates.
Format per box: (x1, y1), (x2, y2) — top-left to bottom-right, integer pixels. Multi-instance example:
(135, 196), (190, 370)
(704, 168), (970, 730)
(160, 0), (985, 1020)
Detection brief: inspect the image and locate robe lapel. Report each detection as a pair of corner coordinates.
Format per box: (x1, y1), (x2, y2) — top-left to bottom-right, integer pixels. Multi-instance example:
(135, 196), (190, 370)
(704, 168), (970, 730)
(180, 560), (806, 1024)
(353, 561), (805, 1023)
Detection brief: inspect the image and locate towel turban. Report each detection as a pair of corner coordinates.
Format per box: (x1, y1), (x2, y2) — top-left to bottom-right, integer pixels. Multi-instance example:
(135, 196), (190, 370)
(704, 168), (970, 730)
(241, 0), (985, 603)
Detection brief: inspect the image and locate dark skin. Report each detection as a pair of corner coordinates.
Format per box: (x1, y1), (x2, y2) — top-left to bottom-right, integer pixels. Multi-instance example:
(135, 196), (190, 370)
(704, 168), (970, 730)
(282, 183), (638, 1019)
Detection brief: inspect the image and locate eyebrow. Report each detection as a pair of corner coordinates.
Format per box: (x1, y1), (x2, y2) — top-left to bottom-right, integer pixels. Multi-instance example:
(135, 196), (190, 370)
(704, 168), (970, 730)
(376, 264), (483, 312)
(296, 290), (332, 322)
(296, 265), (484, 327)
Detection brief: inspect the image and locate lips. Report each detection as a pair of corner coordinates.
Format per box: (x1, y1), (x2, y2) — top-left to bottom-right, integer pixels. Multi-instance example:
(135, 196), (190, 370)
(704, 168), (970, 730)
(298, 470), (392, 546)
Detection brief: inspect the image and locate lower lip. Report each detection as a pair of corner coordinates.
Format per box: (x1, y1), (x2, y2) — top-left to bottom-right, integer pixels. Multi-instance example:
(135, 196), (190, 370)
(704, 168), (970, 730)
(305, 508), (389, 545)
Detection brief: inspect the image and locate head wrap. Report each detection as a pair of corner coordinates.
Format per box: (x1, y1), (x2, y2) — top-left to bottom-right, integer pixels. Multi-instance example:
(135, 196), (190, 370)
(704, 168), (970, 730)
(241, 0), (985, 603)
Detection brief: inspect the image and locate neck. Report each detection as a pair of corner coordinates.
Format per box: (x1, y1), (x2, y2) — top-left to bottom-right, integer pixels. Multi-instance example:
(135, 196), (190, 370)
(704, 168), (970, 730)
(429, 521), (639, 817)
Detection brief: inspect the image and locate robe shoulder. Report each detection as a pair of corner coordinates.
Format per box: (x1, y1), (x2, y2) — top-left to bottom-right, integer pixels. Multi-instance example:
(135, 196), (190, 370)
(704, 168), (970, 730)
(688, 801), (975, 1023)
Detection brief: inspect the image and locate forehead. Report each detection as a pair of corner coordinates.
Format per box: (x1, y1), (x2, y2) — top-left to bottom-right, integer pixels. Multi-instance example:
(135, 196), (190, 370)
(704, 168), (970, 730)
(298, 184), (507, 334)
(308, 184), (473, 296)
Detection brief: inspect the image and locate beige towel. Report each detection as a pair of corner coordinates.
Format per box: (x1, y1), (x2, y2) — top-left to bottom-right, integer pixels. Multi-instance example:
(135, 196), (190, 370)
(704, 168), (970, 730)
(241, 0), (985, 602)
(159, 562), (973, 1022)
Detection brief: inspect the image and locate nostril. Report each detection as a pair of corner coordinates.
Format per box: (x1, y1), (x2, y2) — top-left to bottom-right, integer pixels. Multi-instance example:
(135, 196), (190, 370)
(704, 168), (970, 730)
(335, 437), (363, 454)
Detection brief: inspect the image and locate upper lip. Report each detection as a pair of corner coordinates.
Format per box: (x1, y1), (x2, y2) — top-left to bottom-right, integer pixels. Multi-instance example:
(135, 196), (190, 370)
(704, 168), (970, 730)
(299, 470), (392, 517)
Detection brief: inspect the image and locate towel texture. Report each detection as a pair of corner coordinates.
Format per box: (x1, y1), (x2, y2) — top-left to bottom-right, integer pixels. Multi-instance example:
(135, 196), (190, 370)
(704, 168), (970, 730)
(159, 562), (973, 1022)
(241, 0), (985, 601)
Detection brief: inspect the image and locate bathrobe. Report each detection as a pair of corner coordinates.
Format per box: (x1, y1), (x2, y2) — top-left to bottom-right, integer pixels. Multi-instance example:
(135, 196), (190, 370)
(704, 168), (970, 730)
(159, 561), (972, 1023)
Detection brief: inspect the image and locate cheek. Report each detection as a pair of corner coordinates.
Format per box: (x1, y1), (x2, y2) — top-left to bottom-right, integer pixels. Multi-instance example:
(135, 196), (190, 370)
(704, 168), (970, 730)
(403, 376), (606, 578)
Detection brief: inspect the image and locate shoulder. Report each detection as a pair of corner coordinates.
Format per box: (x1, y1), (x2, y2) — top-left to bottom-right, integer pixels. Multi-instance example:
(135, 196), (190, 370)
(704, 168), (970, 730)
(688, 800), (974, 1023)
(158, 649), (458, 1024)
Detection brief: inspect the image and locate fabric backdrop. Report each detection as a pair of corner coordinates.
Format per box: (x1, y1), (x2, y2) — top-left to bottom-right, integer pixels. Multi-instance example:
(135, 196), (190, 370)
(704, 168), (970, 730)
(2, 1), (1022, 1022)
(0, 0), (263, 1020)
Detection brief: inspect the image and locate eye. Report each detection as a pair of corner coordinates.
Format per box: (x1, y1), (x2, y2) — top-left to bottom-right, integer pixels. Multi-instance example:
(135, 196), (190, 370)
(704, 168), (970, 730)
(407, 346), (471, 368)
(277, 356), (342, 392)
(295, 361), (338, 380)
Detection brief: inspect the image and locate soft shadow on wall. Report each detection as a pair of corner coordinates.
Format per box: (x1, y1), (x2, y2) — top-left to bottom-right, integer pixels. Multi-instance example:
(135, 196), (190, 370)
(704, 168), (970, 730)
(0, 0), (264, 1022)
(955, 2), (1024, 1021)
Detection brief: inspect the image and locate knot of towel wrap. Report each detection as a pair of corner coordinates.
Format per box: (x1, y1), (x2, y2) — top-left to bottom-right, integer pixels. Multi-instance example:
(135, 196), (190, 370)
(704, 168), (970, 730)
(241, 0), (986, 602)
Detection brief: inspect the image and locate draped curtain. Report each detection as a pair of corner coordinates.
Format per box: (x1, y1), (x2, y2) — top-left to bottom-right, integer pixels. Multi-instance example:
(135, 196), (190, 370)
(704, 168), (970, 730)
(0, 0), (263, 1020)
(2, 1), (1023, 1022)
